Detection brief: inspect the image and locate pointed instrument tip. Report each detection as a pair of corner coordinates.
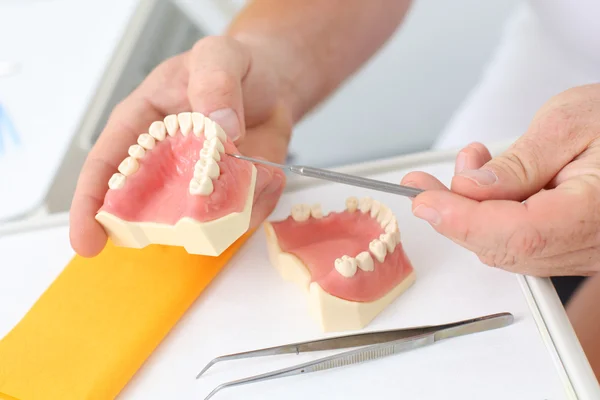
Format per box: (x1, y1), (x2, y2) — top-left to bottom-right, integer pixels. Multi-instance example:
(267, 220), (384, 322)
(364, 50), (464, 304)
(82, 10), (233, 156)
(196, 360), (217, 379)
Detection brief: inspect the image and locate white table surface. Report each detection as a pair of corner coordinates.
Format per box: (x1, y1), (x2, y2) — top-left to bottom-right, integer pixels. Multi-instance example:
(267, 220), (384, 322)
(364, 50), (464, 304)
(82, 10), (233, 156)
(0, 0), (139, 221)
(0, 159), (590, 399)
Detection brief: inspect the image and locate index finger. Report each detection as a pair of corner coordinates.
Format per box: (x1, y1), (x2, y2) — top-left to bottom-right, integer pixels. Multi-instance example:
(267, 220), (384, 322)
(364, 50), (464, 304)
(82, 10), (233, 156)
(69, 70), (181, 257)
(411, 181), (598, 270)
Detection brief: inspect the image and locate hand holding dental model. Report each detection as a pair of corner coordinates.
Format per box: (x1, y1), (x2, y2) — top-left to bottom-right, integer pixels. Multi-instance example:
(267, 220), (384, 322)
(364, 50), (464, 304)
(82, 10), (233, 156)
(402, 84), (600, 277)
(69, 35), (291, 257)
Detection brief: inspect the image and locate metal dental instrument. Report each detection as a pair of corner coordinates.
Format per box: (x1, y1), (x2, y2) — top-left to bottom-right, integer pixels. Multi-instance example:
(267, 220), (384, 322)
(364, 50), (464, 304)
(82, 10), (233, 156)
(197, 312), (514, 399)
(225, 153), (424, 198)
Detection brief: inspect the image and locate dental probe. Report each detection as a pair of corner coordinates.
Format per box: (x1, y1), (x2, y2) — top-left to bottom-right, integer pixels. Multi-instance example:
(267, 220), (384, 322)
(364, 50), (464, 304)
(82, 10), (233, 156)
(225, 153), (424, 199)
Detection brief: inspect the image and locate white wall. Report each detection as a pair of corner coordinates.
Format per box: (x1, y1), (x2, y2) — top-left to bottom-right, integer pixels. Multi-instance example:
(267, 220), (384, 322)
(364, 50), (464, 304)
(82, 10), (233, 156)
(289, 0), (521, 166)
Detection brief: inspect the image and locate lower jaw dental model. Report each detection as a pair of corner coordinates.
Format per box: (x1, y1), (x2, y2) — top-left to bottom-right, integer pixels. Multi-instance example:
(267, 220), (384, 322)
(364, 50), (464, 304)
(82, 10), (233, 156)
(264, 197), (416, 332)
(95, 113), (257, 256)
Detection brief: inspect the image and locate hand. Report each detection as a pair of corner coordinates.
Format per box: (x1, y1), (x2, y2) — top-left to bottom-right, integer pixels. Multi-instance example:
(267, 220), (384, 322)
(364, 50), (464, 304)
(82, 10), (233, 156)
(69, 36), (291, 257)
(402, 84), (600, 277)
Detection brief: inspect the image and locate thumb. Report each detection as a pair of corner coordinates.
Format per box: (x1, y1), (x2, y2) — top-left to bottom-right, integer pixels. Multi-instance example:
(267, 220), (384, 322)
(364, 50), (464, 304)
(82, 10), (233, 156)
(185, 36), (251, 141)
(452, 116), (588, 202)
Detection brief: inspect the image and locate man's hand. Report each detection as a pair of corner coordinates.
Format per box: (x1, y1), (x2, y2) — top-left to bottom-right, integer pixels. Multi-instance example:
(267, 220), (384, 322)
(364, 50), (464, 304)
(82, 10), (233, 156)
(69, 0), (412, 258)
(402, 84), (600, 277)
(69, 36), (290, 257)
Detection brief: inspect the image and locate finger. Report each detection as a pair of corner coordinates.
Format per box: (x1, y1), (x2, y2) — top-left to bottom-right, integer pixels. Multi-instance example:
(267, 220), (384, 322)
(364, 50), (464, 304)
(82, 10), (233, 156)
(69, 56), (188, 257)
(411, 182), (600, 272)
(401, 171), (449, 191)
(454, 142), (492, 174)
(186, 36), (276, 143)
(548, 142), (600, 188)
(69, 93), (165, 257)
(451, 99), (593, 202)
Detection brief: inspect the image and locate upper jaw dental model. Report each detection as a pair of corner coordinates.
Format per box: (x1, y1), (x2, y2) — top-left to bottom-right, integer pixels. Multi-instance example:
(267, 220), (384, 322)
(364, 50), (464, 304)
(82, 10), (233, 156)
(264, 196), (416, 332)
(95, 113), (257, 257)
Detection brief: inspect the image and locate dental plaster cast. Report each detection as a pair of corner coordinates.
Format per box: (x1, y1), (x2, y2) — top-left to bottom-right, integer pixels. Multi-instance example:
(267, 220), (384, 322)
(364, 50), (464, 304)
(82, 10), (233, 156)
(95, 113), (257, 256)
(264, 197), (416, 332)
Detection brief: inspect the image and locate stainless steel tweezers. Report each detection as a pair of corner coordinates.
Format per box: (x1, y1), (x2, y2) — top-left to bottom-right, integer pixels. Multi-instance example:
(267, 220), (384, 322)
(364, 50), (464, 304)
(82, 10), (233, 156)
(226, 153), (424, 199)
(196, 312), (514, 399)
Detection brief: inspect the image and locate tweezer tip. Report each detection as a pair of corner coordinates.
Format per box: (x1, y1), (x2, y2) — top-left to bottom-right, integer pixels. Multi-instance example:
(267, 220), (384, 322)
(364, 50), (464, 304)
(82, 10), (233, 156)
(196, 360), (216, 379)
(203, 383), (228, 400)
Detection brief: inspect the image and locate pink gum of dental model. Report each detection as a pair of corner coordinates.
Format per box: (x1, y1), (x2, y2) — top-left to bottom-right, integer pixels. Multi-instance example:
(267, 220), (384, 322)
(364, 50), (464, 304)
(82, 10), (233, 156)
(95, 112), (257, 256)
(264, 196), (416, 332)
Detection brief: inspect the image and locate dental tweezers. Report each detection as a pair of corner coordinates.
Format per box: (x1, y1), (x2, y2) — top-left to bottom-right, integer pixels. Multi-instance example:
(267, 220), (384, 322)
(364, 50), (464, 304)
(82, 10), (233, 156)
(226, 153), (424, 199)
(196, 312), (514, 399)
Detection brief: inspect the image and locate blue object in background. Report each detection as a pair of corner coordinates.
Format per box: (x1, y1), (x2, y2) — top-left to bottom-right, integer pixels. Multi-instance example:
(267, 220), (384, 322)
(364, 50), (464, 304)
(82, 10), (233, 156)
(0, 103), (20, 155)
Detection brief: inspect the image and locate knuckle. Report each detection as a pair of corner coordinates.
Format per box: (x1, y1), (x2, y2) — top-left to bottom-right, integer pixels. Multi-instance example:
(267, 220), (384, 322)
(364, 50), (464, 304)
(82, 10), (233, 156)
(476, 248), (516, 269)
(457, 223), (472, 245)
(506, 225), (547, 258)
(496, 138), (544, 184)
(207, 69), (239, 90)
(494, 152), (533, 184)
(536, 98), (585, 143)
(475, 226), (546, 270)
(191, 35), (231, 54)
(188, 69), (238, 99)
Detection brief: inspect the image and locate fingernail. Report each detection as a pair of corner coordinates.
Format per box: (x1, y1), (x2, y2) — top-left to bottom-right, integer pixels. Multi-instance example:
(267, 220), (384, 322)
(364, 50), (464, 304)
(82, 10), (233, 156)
(455, 153), (467, 174)
(458, 168), (497, 186)
(413, 204), (441, 225)
(209, 108), (240, 140)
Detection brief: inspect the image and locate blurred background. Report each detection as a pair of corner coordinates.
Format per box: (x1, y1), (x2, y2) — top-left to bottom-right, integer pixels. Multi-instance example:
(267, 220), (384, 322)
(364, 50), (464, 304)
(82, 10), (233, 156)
(0, 0), (519, 224)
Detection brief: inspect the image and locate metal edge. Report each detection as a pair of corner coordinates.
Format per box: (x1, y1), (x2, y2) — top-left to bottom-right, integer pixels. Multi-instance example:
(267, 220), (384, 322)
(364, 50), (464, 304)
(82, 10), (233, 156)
(1, 139), (591, 397)
(0, 212), (69, 237)
(525, 276), (600, 399)
(517, 275), (578, 399)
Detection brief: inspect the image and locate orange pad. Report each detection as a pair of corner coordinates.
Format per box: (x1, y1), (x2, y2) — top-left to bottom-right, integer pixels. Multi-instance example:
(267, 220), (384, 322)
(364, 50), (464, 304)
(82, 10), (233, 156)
(0, 233), (251, 400)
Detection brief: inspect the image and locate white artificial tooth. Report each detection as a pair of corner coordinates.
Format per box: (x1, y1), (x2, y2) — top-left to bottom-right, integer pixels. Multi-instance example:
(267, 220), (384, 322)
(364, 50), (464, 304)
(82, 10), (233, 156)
(378, 206), (393, 226)
(370, 200), (381, 218)
(358, 197), (373, 213)
(177, 112), (192, 136)
(291, 204), (310, 222)
(118, 157), (139, 177)
(192, 112), (205, 136)
(334, 255), (358, 278)
(356, 251), (374, 272)
(345, 196), (358, 213)
(164, 114), (179, 136)
(149, 121), (167, 141)
(204, 137), (225, 153)
(204, 118), (227, 141)
(200, 147), (221, 162)
(310, 204), (323, 219)
(195, 158), (220, 179)
(128, 144), (145, 159)
(385, 218), (398, 233)
(385, 218), (401, 242)
(137, 133), (156, 150)
(369, 239), (387, 263)
(379, 233), (396, 252)
(189, 176), (213, 195)
(108, 173), (126, 190)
